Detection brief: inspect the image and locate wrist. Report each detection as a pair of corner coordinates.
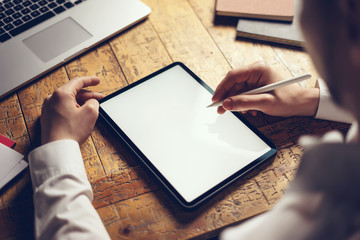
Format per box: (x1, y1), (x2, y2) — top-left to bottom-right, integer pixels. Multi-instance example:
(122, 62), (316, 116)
(295, 87), (320, 117)
(41, 132), (78, 145)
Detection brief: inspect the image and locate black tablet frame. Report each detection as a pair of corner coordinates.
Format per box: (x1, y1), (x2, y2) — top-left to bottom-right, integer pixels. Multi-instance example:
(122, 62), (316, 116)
(98, 62), (277, 209)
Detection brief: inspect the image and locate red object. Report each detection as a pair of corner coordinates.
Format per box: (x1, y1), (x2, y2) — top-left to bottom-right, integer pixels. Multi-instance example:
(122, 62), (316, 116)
(0, 134), (16, 148)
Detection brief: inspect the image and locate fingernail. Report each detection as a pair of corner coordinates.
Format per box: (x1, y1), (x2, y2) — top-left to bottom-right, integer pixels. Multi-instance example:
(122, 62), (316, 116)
(223, 98), (233, 110)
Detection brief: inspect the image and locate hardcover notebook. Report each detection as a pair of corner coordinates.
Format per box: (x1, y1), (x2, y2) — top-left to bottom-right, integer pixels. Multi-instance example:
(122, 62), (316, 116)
(236, 0), (304, 47)
(99, 62), (276, 208)
(215, 0), (294, 21)
(0, 143), (28, 190)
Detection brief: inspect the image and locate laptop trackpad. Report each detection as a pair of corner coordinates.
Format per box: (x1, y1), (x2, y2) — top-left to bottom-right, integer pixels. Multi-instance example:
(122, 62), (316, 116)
(23, 17), (92, 62)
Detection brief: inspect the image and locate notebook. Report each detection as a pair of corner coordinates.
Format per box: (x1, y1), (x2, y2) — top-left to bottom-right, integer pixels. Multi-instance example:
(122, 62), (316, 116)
(99, 62), (276, 208)
(0, 142), (28, 190)
(215, 0), (294, 22)
(236, 0), (303, 47)
(0, 0), (151, 99)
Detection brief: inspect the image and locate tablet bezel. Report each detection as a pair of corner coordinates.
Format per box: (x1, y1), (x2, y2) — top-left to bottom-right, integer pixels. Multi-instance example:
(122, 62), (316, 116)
(98, 62), (276, 209)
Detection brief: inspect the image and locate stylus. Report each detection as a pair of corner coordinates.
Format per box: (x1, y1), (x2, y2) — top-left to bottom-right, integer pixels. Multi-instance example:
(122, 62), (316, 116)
(207, 73), (312, 108)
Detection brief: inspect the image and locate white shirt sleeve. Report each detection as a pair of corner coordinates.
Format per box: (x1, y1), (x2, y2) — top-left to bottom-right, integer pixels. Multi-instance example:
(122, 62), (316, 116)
(315, 78), (354, 123)
(220, 79), (358, 240)
(28, 139), (110, 240)
(220, 131), (346, 240)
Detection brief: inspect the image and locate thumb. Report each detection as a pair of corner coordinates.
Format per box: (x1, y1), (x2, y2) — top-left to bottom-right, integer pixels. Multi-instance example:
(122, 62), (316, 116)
(80, 98), (100, 121)
(222, 94), (273, 112)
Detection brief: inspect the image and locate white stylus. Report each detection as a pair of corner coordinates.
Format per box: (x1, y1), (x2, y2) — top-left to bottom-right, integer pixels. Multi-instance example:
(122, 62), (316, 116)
(207, 73), (312, 108)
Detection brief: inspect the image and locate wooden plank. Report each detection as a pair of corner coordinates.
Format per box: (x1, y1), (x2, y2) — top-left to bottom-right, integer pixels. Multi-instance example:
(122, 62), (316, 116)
(273, 47), (320, 88)
(109, 20), (173, 84)
(143, 0), (231, 90)
(0, 93), (33, 239)
(0, 199), (34, 239)
(65, 43), (128, 96)
(0, 93), (30, 155)
(17, 68), (68, 146)
(96, 181), (270, 240)
(0, 93), (31, 209)
(91, 166), (158, 209)
(187, 0), (291, 74)
(96, 205), (121, 237)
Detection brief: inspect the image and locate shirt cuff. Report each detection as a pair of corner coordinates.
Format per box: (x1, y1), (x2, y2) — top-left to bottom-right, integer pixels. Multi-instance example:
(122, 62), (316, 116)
(315, 78), (354, 123)
(28, 139), (88, 189)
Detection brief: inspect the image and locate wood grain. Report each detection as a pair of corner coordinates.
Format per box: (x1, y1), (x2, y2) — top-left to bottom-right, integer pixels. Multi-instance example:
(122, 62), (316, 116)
(109, 20), (172, 84)
(143, 0), (231, 90)
(0, 0), (350, 239)
(0, 93), (33, 238)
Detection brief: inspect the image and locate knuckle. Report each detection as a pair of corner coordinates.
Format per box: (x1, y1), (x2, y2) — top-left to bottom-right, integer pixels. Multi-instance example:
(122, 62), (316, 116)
(70, 76), (81, 82)
(253, 61), (271, 74)
(84, 102), (99, 115)
(44, 94), (52, 102)
(260, 94), (275, 106)
(225, 70), (235, 78)
(52, 88), (66, 99)
(42, 94), (53, 108)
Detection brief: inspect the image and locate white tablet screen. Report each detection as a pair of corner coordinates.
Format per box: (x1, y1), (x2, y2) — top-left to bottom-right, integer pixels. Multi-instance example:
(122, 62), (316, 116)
(100, 64), (273, 204)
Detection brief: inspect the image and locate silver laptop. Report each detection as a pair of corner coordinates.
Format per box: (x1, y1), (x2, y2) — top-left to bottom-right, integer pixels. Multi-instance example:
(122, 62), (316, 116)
(0, 0), (151, 99)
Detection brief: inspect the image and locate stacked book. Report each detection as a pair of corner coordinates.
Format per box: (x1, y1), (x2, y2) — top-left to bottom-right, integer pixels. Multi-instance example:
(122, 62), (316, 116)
(215, 0), (304, 47)
(0, 134), (28, 190)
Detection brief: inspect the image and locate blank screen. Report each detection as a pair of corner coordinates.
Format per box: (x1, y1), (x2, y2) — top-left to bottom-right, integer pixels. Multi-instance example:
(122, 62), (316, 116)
(100, 65), (271, 203)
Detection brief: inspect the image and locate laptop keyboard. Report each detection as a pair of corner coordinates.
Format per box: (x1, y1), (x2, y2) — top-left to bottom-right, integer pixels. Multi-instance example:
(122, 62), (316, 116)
(0, 0), (85, 43)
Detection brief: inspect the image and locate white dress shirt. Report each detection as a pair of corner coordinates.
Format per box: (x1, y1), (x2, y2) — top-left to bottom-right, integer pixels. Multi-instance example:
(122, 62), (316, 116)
(28, 140), (110, 240)
(220, 81), (359, 240)
(28, 80), (356, 240)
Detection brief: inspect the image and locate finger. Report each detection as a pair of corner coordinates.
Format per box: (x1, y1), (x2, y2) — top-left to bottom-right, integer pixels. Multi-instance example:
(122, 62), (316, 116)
(212, 61), (267, 102)
(80, 98), (100, 118)
(212, 67), (250, 102)
(222, 93), (273, 112)
(217, 106), (226, 114)
(249, 110), (258, 116)
(62, 76), (101, 94)
(76, 89), (104, 105)
(42, 94), (52, 105)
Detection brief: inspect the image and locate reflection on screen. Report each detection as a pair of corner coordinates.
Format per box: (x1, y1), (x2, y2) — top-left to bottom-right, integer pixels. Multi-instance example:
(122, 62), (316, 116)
(100, 65), (271, 202)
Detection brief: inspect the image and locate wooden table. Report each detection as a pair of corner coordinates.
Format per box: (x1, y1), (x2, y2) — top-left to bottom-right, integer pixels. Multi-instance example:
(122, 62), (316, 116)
(0, 0), (350, 239)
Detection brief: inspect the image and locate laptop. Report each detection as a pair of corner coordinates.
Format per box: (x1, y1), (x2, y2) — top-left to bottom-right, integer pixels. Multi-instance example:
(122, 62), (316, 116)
(0, 0), (151, 99)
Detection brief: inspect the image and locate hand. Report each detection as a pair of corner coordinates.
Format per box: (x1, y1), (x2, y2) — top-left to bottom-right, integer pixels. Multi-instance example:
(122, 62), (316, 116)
(212, 62), (320, 117)
(40, 76), (104, 145)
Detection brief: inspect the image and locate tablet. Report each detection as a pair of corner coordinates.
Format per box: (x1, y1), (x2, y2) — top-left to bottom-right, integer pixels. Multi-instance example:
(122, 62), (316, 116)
(99, 62), (276, 208)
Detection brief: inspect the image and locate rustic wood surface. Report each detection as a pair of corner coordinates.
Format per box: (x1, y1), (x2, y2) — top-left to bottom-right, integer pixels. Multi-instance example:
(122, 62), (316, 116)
(0, 0), (350, 239)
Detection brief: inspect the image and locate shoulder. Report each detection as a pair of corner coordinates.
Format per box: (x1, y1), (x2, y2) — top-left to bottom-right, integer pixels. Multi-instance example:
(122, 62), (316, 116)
(293, 143), (360, 199)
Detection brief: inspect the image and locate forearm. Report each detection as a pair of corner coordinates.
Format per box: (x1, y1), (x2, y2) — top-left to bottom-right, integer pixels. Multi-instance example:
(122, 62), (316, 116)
(293, 87), (320, 117)
(28, 140), (110, 240)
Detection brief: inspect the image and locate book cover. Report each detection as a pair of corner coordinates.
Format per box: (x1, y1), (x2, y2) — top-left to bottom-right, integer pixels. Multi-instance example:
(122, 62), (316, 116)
(236, 0), (303, 47)
(216, 0), (294, 21)
(0, 143), (28, 190)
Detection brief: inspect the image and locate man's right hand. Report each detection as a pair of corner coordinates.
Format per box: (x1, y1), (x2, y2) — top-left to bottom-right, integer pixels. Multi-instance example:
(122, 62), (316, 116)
(212, 61), (320, 117)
